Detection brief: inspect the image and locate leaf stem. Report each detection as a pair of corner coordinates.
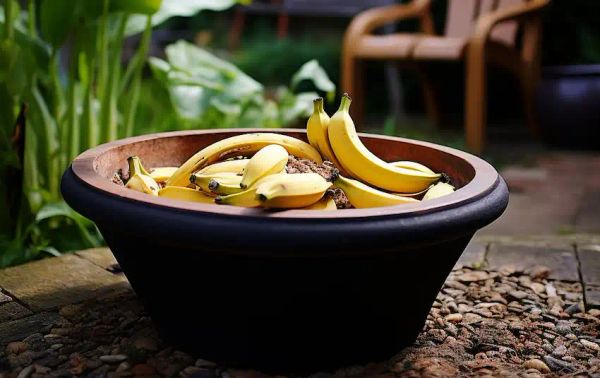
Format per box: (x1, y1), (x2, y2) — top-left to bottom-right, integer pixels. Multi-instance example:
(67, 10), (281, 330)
(3, 0), (14, 40)
(27, 0), (35, 37)
(124, 15), (152, 137)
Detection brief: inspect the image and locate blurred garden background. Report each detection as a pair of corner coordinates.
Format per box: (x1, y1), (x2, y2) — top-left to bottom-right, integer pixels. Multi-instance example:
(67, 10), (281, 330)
(1, 0), (600, 267)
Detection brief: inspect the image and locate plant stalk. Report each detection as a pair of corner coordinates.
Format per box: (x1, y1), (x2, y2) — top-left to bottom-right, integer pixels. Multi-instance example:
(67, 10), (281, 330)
(27, 0), (35, 37)
(124, 15), (152, 137)
(3, 0), (14, 40)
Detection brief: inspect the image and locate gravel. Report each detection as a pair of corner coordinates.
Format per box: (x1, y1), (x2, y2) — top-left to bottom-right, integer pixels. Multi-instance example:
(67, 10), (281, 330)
(1, 265), (598, 377)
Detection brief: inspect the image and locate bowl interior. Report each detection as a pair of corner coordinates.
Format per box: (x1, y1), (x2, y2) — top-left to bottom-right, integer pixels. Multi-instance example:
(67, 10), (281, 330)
(72, 129), (497, 219)
(94, 131), (475, 189)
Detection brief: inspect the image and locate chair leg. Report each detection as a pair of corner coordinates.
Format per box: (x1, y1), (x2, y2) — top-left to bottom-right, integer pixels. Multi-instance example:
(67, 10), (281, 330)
(417, 64), (441, 128)
(520, 71), (540, 138)
(465, 53), (487, 155)
(228, 9), (245, 50)
(277, 13), (289, 39)
(341, 55), (365, 127)
(384, 62), (405, 122)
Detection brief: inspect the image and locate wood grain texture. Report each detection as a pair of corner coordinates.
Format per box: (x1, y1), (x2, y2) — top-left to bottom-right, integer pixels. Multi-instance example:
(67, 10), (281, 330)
(341, 0), (550, 154)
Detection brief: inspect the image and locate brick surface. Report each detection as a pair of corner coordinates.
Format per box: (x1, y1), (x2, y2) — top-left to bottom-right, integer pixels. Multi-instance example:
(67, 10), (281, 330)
(487, 243), (579, 281)
(0, 254), (129, 311)
(578, 245), (600, 286)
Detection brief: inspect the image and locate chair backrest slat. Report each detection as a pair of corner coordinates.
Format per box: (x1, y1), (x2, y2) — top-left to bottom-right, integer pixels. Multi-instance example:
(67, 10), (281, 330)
(489, 0), (521, 44)
(479, 0), (496, 14)
(445, 0), (478, 38)
(444, 0), (525, 45)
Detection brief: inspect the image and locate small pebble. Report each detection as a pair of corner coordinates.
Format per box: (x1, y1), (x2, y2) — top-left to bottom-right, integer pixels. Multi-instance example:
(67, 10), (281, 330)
(509, 290), (528, 300)
(523, 359), (550, 373)
(131, 363), (156, 375)
(133, 336), (158, 352)
(444, 313), (463, 323)
(463, 313), (482, 324)
(580, 339), (600, 351)
(552, 345), (567, 357)
(16, 365), (34, 378)
(6, 341), (28, 355)
(456, 271), (490, 282)
(565, 303), (581, 315)
(588, 309), (600, 317)
(116, 361), (130, 373)
(544, 355), (575, 372)
(195, 358), (217, 368)
(556, 320), (572, 335)
(529, 282), (546, 294)
(99, 354), (127, 364)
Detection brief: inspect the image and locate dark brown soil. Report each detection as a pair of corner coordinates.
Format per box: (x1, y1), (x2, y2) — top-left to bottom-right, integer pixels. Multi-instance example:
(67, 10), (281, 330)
(286, 156), (351, 209)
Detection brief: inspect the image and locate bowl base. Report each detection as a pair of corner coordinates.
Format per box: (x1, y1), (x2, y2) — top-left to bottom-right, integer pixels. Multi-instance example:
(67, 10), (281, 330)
(102, 228), (472, 374)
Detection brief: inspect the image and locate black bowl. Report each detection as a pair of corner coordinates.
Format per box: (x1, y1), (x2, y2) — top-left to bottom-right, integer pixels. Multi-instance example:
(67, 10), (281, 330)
(61, 129), (508, 373)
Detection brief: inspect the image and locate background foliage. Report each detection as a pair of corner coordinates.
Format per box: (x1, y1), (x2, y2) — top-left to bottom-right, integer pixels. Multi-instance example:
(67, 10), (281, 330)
(0, 0), (334, 267)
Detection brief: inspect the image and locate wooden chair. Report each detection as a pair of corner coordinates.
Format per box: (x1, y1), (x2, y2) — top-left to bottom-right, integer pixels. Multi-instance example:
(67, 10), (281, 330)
(342, 0), (550, 154)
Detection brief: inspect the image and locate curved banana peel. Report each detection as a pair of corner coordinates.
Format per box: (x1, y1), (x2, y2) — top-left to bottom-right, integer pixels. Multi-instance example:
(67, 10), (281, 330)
(158, 186), (215, 203)
(423, 182), (455, 200)
(328, 94), (440, 193)
(167, 133), (322, 187)
(333, 173), (419, 209)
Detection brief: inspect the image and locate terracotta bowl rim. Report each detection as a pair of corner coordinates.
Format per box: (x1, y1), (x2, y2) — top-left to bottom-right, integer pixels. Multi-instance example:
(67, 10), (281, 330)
(70, 128), (500, 220)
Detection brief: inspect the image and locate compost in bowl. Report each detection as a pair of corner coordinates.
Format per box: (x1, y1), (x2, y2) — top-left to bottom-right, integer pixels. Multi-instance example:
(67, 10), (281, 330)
(61, 129), (508, 373)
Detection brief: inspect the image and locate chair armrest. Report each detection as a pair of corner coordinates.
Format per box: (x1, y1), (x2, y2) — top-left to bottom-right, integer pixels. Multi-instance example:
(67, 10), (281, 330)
(345, 0), (432, 41)
(471, 0), (550, 46)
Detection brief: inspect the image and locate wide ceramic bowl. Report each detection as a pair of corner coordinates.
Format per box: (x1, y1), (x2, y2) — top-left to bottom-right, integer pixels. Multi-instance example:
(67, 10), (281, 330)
(61, 129), (508, 373)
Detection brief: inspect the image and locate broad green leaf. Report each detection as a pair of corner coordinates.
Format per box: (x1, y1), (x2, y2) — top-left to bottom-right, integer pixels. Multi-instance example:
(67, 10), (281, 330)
(279, 91), (318, 126)
(125, 0), (237, 36)
(168, 85), (206, 119)
(41, 246), (61, 257)
(35, 201), (100, 248)
(290, 60), (336, 103)
(148, 57), (170, 83)
(151, 41), (263, 122)
(36, 201), (77, 222)
(110, 0), (162, 15)
(39, 0), (79, 47)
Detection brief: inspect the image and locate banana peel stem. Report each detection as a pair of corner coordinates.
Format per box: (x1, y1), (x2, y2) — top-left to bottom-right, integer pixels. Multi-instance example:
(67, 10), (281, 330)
(339, 93), (351, 112)
(127, 156), (143, 180)
(313, 97), (324, 113)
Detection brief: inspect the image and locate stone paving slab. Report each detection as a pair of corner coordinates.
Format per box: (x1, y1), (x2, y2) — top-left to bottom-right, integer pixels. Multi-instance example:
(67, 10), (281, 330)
(75, 247), (120, 271)
(3, 241), (600, 377)
(0, 312), (62, 344)
(483, 152), (600, 235)
(585, 285), (600, 309)
(0, 302), (33, 323)
(454, 239), (487, 268)
(578, 244), (600, 286)
(487, 243), (579, 281)
(0, 254), (129, 311)
(575, 190), (600, 233)
(0, 290), (13, 304)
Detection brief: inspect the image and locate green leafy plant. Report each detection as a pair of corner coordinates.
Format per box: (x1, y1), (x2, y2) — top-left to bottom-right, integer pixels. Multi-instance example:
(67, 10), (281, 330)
(150, 40), (335, 129)
(0, 0), (242, 267)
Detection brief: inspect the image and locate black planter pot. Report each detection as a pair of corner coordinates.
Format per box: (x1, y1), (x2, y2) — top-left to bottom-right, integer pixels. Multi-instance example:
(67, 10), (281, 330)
(537, 64), (600, 149)
(61, 129), (508, 373)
